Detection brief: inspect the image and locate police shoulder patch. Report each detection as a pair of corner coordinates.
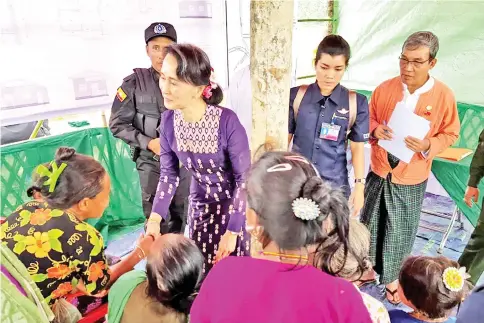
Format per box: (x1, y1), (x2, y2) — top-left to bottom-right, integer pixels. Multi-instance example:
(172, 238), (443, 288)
(116, 87), (127, 102)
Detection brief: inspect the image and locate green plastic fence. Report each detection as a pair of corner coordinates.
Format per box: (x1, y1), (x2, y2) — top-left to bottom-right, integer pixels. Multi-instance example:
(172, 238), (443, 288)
(431, 103), (484, 226)
(0, 127), (145, 241)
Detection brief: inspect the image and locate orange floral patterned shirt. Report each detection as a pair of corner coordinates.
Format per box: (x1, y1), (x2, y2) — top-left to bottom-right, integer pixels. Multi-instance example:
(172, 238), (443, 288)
(1, 201), (110, 304)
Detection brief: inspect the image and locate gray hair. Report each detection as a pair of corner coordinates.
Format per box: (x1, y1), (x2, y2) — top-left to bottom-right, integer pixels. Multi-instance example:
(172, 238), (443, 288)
(402, 31), (439, 59)
(320, 218), (372, 280)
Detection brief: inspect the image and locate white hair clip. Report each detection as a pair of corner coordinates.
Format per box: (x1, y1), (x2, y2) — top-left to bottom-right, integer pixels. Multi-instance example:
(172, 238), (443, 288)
(292, 197), (320, 221)
(267, 163), (292, 173)
(285, 155), (310, 164)
(442, 267), (470, 292)
(285, 155), (320, 177)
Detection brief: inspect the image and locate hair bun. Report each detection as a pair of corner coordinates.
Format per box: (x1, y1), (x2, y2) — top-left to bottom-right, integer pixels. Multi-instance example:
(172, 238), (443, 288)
(55, 147), (76, 161)
(302, 176), (332, 204)
(26, 186), (41, 197)
(172, 292), (197, 315)
(362, 257), (372, 271)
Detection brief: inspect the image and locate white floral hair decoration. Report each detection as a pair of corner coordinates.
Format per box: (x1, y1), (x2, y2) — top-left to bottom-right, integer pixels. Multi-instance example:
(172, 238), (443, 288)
(292, 197), (320, 221)
(442, 266), (470, 292)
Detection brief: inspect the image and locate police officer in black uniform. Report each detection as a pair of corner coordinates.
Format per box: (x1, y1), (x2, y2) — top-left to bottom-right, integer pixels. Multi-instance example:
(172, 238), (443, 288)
(109, 22), (189, 234)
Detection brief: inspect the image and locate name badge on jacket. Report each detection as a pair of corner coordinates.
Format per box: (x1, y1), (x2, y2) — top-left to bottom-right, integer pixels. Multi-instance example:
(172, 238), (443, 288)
(320, 122), (341, 141)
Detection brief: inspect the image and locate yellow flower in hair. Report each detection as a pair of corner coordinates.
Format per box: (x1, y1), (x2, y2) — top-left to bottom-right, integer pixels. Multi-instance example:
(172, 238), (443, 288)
(442, 267), (466, 292)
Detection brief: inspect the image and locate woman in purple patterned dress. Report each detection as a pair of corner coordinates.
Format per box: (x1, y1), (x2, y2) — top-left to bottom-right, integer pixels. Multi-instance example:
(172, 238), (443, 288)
(145, 43), (251, 274)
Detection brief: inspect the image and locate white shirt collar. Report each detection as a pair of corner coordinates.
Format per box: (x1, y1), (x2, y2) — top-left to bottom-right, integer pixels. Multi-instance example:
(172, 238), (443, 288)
(402, 76), (434, 96)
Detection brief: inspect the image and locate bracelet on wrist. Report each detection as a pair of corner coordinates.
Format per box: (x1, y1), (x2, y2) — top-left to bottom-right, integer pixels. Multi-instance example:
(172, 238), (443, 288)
(135, 245), (146, 259)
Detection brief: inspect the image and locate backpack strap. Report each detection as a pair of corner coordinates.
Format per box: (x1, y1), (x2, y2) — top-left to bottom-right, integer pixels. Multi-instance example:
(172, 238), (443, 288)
(347, 90), (357, 136)
(293, 84), (309, 120)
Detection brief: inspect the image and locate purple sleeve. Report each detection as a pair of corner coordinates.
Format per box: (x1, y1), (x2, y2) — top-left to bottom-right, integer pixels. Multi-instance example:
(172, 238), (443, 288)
(225, 110), (251, 232)
(151, 112), (180, 220)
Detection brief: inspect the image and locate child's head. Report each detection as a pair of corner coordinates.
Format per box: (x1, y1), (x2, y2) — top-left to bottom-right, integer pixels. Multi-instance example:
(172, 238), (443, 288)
(398, 255), (472, 319)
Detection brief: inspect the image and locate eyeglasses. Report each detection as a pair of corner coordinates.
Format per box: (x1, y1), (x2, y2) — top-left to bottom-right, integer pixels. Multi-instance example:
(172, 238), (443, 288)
(399, 56), (431, 68)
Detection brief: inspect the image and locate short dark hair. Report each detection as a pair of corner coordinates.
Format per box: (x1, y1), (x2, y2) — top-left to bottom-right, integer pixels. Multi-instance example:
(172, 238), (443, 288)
(315, 34), (351, 66)
(247, 151), (350, 272)
(146, 234), (204, 315)
(400, 256), (472, 319)
(30, 147), (106, 209)
(164, 43), (223, 105)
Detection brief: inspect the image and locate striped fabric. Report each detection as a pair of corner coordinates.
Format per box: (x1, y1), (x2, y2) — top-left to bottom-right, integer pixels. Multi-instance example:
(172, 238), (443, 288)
(361, 153), (427, 284)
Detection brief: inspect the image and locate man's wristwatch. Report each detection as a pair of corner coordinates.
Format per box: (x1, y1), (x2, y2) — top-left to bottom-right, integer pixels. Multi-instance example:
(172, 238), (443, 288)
(355, 178), (366, 185)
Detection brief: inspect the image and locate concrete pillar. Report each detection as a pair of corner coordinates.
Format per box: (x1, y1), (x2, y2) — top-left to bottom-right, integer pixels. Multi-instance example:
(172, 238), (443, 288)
(250, 0), (295, 152)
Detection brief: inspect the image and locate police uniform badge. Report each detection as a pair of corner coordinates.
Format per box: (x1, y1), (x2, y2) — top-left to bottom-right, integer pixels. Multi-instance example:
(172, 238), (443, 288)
(154, 24), (167, 34)
(116, 87), (127, 102)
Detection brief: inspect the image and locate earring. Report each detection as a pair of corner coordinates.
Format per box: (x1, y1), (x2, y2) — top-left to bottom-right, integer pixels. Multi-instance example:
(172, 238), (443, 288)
(249, 225), (263, 254)
(252, 226), (263, 242)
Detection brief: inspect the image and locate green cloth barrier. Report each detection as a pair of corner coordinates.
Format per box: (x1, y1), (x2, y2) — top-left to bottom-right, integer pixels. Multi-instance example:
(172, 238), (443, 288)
(355, 90), (484, 226)
(68, 121), (91, 128)
(431, 103), (484, 226)
(432, 154), (484, 226)
(0, 127), (145, 241)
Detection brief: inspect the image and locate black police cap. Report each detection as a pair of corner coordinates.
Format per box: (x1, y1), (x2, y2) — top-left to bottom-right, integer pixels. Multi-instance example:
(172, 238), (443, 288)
(145, 22), (177, 44)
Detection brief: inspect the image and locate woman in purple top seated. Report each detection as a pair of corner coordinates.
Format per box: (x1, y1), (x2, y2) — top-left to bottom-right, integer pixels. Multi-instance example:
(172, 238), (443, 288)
(145, 43), (251, 274)
(190, 151), (372, 323)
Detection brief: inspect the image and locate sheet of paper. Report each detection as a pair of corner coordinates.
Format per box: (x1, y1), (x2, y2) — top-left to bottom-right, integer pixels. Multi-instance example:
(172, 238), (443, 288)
(378, 103), (430, 164)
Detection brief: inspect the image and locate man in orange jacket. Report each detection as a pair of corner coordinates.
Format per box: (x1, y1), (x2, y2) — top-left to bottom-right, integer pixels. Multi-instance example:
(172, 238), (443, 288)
(360, 31), (460, 304)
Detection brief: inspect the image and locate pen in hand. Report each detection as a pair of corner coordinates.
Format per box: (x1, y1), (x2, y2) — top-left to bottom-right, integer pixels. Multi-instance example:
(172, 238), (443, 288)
(379, 121), (393, 140)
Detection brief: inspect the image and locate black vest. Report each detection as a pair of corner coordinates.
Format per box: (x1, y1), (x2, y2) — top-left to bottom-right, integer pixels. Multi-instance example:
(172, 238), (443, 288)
(130, 68), (166, 139)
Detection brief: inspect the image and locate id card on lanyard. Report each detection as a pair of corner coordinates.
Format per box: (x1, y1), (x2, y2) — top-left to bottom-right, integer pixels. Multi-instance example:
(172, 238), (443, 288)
(320, 123), (340, 141)
(320, 112), (341, 141)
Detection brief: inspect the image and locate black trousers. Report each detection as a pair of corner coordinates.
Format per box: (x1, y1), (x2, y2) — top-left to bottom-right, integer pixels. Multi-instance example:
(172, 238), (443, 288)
(136, 151), (190, 234)
(459, 199), (484, 285)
